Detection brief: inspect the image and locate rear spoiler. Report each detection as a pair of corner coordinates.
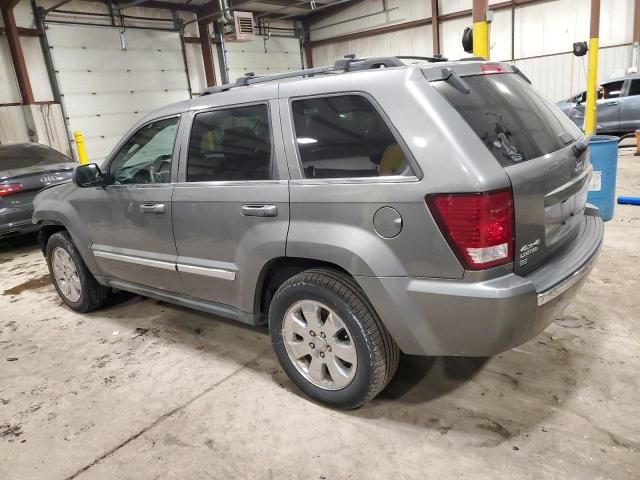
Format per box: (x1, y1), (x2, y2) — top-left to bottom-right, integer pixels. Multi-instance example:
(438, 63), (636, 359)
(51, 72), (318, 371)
(421, 61), (531, 84)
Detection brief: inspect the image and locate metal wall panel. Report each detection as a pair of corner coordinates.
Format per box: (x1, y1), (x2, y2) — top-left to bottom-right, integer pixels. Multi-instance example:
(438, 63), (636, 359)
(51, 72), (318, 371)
(45, 23), (190, 162)
(312, 25), (433, 67)
(225, 36), (302, 84)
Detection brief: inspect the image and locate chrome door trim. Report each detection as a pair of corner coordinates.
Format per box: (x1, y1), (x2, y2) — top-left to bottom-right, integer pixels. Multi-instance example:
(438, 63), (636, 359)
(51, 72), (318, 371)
(92, 250), (176, 271)
(177, 263), (236, 280)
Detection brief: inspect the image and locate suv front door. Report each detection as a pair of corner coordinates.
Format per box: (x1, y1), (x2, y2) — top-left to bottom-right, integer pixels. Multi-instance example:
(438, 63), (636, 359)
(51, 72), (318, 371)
(172, 96), (289, 319)
(76, 115), (183, 292)
(596, 80), (624, 132)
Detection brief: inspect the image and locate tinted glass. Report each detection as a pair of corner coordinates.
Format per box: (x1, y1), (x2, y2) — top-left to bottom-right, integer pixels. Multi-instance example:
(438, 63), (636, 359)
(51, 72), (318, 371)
(601, 81), (624, 99)
(0, 143), (71, 171)
(292, 95), (412, 179)
(187, 105), (272, 182)
(628, 79), (640, 97)
(433, 73), (581, 166)
(109, 117), (179, 184)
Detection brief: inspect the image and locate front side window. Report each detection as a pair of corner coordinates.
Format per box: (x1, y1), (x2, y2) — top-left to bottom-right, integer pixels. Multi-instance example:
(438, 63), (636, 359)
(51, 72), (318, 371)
(109, 116), (179, 185)
(186, 104), (272, 182)
(292, 95), (413, 179)
(601, 81), (624, 99)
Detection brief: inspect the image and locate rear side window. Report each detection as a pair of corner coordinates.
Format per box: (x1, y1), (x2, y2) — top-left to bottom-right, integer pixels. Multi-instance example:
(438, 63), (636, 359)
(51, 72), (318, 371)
(187, 104), (272, 182)
(291, 95), (413, 179)
(628, 79), (640, 97)
(433, 74), (581, 166)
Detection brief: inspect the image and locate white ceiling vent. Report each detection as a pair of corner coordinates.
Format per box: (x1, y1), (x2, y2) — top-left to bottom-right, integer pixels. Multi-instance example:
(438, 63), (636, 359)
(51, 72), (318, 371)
(226, 11), (255, 42)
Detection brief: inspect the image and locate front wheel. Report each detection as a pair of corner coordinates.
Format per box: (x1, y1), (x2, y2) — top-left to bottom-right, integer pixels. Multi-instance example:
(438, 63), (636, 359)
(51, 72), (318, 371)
(46, 231), (110, 313)
(269, 268), (399, 409)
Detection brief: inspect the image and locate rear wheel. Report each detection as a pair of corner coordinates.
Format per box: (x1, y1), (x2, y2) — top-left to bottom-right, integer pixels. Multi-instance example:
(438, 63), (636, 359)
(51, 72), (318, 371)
(46, 231), (110, 312)
(269, 268), (399, 409)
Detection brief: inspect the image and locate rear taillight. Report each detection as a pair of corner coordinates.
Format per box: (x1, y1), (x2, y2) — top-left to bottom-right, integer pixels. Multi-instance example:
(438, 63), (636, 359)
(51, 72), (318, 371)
(0, 183), (22, 197)
(426, 189), (514, 270)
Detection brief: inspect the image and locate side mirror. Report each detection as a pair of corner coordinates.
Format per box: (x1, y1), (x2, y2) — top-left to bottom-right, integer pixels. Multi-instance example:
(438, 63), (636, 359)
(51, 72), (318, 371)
(74, 163), (105, 188)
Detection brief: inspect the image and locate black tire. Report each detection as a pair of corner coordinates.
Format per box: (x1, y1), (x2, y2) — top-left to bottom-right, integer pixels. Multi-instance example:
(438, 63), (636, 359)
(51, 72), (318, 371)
(45, 231), (110, 313)
(269, 268), (399, 409)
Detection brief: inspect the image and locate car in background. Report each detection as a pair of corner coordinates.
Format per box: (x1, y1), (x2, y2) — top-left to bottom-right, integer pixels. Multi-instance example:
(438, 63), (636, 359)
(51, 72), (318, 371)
(556, 74), (640, 135)
(0, 143), (76, 239)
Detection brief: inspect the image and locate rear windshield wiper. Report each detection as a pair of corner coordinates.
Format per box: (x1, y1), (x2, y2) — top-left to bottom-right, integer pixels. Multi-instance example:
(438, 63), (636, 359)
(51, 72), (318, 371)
(492, 133), (524, 162)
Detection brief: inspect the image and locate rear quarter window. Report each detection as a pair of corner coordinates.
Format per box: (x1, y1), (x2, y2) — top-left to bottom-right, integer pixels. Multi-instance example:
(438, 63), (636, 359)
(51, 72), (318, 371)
(433, 74), (581, 166)
(291, 94), (414, 179)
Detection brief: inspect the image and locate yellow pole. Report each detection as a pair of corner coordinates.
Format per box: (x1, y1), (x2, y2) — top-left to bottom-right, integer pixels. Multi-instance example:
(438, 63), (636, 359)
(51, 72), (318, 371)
(584, 0), (600, 135)
(472, 0), (489, 59)
(73, 131), (88, 165)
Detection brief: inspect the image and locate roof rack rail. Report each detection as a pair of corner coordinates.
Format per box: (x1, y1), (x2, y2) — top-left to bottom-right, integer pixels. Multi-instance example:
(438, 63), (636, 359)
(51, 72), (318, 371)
(396, 55), (449, 63)
(200, 54), (442, 96)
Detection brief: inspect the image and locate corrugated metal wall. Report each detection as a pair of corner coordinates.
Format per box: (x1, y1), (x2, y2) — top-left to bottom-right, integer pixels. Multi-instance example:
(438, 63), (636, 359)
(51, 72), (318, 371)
(310, 0), (636, 102)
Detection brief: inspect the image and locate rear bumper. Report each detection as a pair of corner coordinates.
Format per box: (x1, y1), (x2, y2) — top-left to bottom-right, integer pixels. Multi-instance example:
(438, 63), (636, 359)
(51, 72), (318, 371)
(0, 205), (38, 237)
(357, 211), (604, 356)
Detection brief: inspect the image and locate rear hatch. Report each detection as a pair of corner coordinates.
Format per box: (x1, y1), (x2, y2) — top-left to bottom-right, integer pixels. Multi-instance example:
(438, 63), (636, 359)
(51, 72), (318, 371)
(424, 62), (590, 275)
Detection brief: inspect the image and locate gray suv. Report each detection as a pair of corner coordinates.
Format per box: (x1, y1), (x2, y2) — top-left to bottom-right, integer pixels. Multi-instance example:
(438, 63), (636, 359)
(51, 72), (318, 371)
(556, 73), (640, 134)
(33, 57), (604, 409)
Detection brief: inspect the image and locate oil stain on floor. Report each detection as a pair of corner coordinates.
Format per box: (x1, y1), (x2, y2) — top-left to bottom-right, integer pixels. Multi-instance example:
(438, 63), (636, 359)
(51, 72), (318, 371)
(2, 274), (51, 296)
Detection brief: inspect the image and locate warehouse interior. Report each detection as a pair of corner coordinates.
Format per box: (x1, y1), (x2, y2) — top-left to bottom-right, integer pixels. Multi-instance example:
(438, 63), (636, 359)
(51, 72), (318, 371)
(1, 0), (640, 478)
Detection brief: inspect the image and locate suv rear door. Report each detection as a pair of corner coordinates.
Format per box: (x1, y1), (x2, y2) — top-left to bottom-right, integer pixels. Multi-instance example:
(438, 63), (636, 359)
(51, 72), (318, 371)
(172, 93), (289, 317)
(427, 64), (591, 275)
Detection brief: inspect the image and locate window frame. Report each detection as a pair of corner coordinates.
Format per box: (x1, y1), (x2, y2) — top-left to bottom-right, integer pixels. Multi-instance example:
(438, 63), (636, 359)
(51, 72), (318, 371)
(104, 113), (182, 188)
(179, 101), (277, 185)
(287, 91), (422, 184)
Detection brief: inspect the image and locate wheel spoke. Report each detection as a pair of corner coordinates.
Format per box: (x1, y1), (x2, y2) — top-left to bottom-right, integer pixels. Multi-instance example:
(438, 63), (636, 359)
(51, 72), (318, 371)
(324, 312), (346, 338)
(300, 302), (323, 330)
(286, 311), (308, 338)
(326, 355), (350, 383)
(333, 341), (357, 365)
(306, 356), (325, 383)
(286, 339), (310, 360)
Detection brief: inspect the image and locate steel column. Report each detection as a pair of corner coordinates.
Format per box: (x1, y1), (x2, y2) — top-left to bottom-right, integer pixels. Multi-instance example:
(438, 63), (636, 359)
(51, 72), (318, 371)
(472, 0), (489, 59)
(1, 5), (35, 105)
(198, 20), (216, 87)
(431, 0), (440, 56)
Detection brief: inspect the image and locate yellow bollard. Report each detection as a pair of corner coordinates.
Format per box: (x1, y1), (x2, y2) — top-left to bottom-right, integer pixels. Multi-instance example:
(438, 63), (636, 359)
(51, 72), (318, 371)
(73, 131), (88, 165)
(635, 130), (640, 156)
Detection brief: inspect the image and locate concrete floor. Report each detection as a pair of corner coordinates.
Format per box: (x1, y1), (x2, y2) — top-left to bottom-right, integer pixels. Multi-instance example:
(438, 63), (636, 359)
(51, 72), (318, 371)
(1, 150), (639, 480)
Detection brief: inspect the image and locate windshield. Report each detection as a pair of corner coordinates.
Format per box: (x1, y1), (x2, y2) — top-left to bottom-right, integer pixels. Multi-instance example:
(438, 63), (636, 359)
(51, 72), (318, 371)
(433, 73), (582, 166)
(0, 143), (71, 171)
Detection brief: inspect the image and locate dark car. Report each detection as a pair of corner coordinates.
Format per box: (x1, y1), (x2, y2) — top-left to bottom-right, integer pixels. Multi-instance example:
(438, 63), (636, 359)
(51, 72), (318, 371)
(0, 143), (76, 238)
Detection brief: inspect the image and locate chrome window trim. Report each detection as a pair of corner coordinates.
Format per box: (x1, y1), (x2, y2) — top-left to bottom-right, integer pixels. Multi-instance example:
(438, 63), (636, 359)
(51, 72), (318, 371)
(174, 179), (288, 188)
(177, 264), (236, 281)
(93, 250), (176, 271)
(289, 175), (420, 186)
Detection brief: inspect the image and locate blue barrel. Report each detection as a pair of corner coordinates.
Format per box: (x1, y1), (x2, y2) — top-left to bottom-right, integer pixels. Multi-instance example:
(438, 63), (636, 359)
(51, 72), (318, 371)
(587, 135), (618, 221)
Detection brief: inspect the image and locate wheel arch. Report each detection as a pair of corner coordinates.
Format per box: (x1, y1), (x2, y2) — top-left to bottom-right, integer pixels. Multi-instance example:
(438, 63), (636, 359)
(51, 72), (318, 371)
(254, 256), (352, 321)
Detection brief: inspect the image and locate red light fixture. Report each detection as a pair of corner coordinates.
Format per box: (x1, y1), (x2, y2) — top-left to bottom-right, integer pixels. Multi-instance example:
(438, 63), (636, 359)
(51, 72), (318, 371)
(0, 183), (22, 197)
(426, 189), (514, 270)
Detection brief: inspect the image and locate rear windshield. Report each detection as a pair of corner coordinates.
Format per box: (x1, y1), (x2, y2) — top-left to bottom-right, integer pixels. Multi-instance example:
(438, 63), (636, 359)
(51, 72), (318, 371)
(0, 144), (71, 171)
(433, 73), (581, 166)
